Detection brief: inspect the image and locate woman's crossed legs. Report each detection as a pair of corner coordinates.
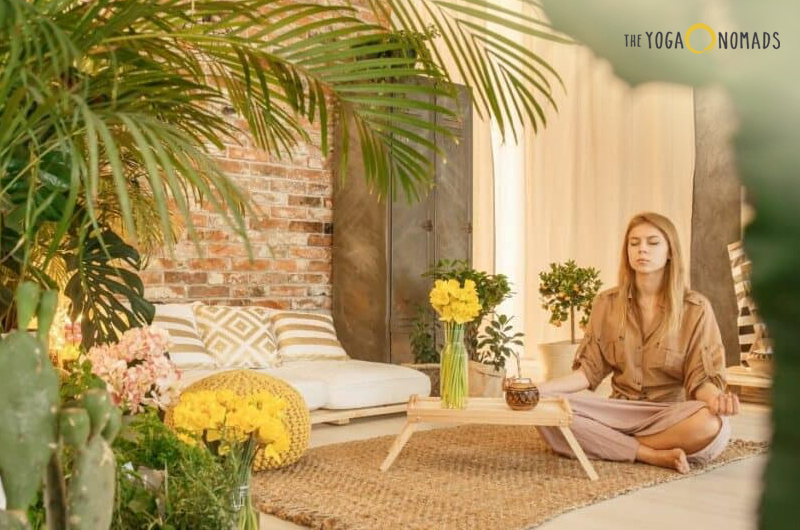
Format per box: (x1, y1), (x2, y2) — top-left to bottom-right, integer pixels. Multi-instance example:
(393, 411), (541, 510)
(536, 395), (729, 474)
(634, 406), (722, 473)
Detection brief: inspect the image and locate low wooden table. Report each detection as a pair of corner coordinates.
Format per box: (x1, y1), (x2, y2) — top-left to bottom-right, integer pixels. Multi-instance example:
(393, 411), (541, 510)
(379, 395), (599, 481)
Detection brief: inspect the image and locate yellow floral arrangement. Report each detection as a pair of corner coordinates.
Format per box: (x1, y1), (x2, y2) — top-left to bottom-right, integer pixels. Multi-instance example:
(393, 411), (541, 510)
(429, 279), (482, 323)
(429, 279), (481, 408)
(172, 390), (290, 530)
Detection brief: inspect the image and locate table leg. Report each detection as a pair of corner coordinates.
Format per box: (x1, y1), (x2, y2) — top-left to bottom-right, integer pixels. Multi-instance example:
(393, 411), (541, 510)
(559, 426), (599, 481)
(380, 421), (418, 472)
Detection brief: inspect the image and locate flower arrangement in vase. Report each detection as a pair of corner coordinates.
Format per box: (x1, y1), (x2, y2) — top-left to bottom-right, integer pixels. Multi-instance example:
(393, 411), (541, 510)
(429, 279), (482, 408)
(172, 390), (290, 530)
(86, 325), (181, 413)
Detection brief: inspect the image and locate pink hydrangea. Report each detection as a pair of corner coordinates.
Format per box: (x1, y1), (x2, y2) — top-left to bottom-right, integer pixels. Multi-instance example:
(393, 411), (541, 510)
(87, 326), (181, 414)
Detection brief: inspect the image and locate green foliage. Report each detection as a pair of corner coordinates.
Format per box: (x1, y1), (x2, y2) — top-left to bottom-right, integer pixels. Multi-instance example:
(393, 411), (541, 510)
(409, 304), (439, 364)
(476, 314), (524, 374)
(425, 259), (512, 316)
(423, 259), (512, 361)
(1, 0), (564, 338)
(64, 229), (154, 347)
(1, 148), (155, 341)
(0, 284), (60, 516)
(111, 410), (237, 530)
(0, 284), (122, 529)
(538, 260), (602, 343)
(59, 358), (106, 405)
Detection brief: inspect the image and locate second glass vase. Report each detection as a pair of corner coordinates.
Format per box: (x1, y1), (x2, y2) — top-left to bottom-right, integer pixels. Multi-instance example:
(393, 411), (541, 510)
(440, 323), (468, 409)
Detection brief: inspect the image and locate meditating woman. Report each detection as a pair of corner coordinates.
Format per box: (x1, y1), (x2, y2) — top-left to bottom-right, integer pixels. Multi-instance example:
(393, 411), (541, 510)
(536, 212), (739, 474)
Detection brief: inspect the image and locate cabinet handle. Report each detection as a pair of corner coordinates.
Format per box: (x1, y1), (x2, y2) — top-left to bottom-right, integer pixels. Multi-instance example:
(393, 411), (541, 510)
(466, 222), (472, 234)
(421, 220), (433, 232)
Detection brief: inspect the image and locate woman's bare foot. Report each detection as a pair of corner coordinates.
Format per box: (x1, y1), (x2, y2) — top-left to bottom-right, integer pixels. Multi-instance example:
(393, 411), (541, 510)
(636, 445), (691, 474)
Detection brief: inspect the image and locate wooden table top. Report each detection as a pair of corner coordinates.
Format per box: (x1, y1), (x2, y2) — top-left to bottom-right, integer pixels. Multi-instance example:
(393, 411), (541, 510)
(406, 395), (573, 427)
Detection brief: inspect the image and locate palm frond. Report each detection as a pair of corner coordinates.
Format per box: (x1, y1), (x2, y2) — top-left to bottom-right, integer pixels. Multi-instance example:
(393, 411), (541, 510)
(364, 0), (570, 143)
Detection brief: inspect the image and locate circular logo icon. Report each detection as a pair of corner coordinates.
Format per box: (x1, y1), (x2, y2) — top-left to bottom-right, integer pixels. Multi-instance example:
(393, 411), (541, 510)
(686, 23), (716, 54)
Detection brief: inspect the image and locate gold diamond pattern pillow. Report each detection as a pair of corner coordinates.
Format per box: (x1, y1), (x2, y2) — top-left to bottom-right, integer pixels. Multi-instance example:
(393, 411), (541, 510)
(193, 305), (280, 368)
(270, 311), (349, 362)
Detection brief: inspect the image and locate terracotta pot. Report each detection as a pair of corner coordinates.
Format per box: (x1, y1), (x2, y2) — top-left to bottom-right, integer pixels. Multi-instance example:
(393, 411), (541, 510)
(537, 340), (580, 381)
(502, 377), (540, 411)
(468, 360), (506, 397)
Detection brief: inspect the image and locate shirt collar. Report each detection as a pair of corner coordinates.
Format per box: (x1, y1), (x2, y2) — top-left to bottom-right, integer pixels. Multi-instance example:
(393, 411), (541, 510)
(626, 288), (667, 308)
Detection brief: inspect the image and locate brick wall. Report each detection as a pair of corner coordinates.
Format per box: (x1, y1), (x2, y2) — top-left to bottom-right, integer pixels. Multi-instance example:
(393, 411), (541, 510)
(142, 2), (380, 310)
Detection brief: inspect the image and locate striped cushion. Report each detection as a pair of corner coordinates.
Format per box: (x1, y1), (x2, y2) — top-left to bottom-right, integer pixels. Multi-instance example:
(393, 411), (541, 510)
(194, 305), (280, 368)
(728, 241), (773, 362)
(270, 311), (349, 362)
(152, 303), (216, 369)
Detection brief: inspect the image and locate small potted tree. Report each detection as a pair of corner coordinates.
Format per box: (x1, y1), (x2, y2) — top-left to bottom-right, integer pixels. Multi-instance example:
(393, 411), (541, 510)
(538, 260), (602, 380)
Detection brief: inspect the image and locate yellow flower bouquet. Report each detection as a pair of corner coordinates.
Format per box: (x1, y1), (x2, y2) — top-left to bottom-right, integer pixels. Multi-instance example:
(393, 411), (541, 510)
(430, 279), (482, 408)
(172, 390), (289, 530)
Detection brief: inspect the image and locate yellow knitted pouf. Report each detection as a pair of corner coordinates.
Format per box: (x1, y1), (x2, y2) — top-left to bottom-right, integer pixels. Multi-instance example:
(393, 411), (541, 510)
(165, 370), (310, 470)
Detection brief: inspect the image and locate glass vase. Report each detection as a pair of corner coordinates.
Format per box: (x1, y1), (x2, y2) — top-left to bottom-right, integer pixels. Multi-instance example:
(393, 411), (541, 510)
(440, 322), (468, 409)
(231, 477), (258, 530)
(230, 437), (260, 530)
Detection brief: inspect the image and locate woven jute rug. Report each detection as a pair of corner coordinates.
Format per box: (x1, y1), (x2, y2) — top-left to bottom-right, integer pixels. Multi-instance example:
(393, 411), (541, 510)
(252, 425), (767, 530)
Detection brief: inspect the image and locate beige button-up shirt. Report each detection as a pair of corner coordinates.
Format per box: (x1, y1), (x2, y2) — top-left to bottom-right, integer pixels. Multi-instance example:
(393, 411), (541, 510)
(572, 287), (727, 403)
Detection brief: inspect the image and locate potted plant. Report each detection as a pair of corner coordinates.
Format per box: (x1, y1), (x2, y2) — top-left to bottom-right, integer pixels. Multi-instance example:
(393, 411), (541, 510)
(473, 314), (524, 397)
(477, 317), (539, 410)
(422, 260), (513, 396)
(538, 260), (602, 380)
(402, 305), (442, 397)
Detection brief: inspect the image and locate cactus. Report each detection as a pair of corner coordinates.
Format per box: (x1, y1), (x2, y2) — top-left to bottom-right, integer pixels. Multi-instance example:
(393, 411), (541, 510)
(0, 283), (121, 529)
(0, 283), (59, 517)
(43, 392), (121, 530)
(61, 390), (118, 530)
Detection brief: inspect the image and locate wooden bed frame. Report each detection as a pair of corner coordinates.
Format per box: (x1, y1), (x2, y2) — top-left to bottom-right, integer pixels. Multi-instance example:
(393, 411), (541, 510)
(310, 403), (408, 425)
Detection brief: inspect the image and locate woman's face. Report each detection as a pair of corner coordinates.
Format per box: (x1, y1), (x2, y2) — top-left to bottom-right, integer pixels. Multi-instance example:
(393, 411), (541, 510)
(627, 222), (670, 274)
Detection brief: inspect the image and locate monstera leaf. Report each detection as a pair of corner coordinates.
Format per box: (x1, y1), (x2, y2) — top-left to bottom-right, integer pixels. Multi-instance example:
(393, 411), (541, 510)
(64, 229), (154, 347)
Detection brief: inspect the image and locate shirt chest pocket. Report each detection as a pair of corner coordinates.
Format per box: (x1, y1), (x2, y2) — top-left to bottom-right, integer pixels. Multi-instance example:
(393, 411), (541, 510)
(600, 337), (626, 371)
(653, 340), (686, 378)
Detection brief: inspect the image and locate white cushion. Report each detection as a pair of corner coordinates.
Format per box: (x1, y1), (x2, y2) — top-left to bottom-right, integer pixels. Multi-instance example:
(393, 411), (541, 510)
(152, 303), (216, 369)
(176, 369), (328, 411)
(268, 360), (431, 409)
(270, 311), (349, 361)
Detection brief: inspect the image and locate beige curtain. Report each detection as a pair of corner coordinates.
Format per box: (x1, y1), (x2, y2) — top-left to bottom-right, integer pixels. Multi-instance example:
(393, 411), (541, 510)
(482, 5), (696, 374)
(407, 2), (695, 375)
(516, 29), (696, 370)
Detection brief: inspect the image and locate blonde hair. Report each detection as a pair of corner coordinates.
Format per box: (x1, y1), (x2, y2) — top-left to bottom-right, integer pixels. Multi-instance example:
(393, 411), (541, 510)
(617, 212), (686, 338)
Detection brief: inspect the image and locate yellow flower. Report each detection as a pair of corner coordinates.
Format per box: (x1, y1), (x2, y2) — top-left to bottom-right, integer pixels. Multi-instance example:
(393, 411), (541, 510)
(429, 278), (482, 323)
(59, 344), (81, 363)
(206, 428), (222, 442)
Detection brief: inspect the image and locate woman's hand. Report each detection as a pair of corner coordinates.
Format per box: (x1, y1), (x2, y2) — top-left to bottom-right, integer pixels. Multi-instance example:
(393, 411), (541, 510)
(695, 382), (741, 416)
(706, 391), (741, 416)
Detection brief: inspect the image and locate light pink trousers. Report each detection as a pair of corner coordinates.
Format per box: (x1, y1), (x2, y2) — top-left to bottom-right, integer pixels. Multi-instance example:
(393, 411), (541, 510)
(536, 393), (731, 466)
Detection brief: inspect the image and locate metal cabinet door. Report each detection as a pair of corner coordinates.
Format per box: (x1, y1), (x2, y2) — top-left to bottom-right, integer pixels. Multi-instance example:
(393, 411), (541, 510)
(389, 82), (473, 364)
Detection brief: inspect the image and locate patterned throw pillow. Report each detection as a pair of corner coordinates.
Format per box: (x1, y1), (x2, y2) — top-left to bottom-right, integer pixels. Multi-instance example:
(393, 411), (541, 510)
(270, 311), (349, 362)
(152, 303), (216, 369)
(193, 305), (280, 368)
